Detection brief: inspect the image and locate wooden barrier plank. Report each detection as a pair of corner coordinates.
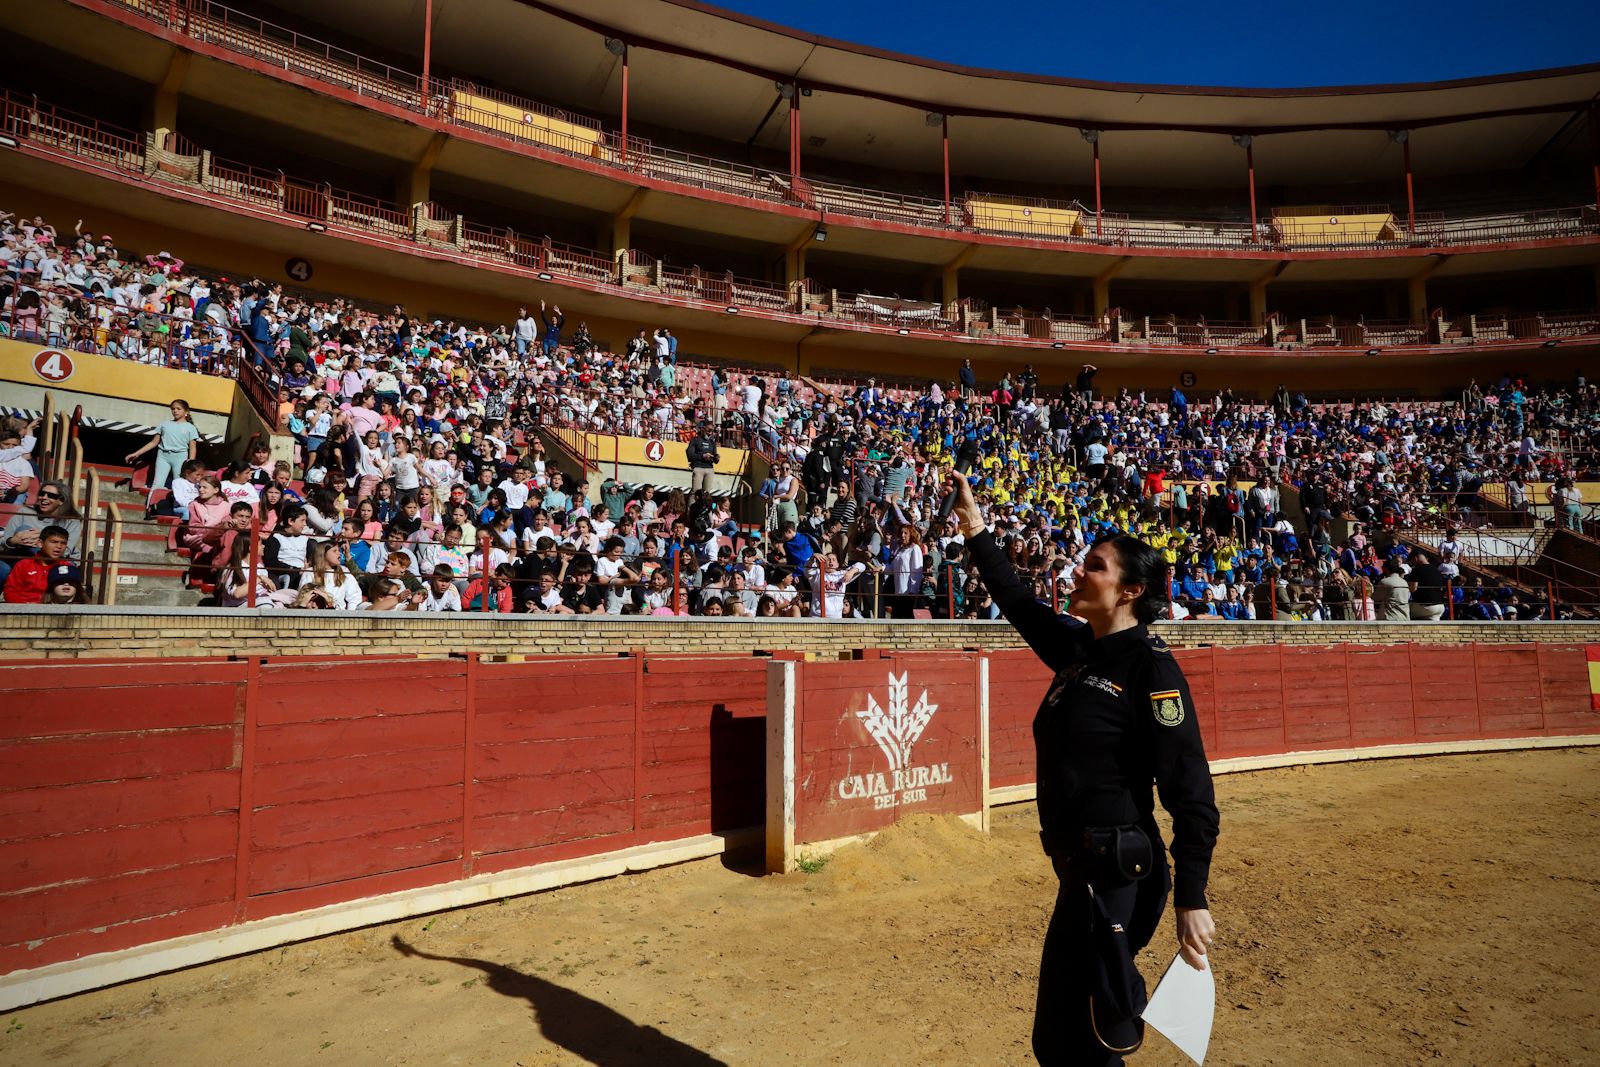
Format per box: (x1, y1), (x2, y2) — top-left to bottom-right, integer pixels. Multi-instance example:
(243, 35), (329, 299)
(0, 662), (246, 693)
(0, 770), (239, 841)
(1281, 647), (1353, 748)
(254, 661), (467, 725)
(1539, 645), (1600, 731)
(1410, 646), (1481, 737)
(0, 728), (237, 791)
(0, 681), (244, 737)
(251, 786), (464, 852)
(0, 901), (237, 978)
(1210, 648), (1287, 757)
(473, 770), (632, 817)
(474, 734), (633, 780)
(0, 813), (237, 897)
(251, 748), (462, 807)
(1344, 646), (1417, 743)
(471, 801), (634, 856)
(1175, 647), (1220, 754)
(1473, 644), (1544, 735)
(255, 711), (465, 765)
(0, 857), (235, 945)
(247, 822), (464, 896)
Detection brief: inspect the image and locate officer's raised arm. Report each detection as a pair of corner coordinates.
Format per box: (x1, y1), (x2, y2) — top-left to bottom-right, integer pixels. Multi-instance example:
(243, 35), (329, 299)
(947, 469), (1085, 673)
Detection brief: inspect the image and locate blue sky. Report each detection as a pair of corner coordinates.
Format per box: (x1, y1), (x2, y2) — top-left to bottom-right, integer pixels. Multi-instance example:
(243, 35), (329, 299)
(709, 0), (1600, 87)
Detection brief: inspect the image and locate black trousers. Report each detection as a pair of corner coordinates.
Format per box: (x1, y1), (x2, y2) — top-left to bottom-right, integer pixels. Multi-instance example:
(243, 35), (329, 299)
(1032, 857), (1170, 1067)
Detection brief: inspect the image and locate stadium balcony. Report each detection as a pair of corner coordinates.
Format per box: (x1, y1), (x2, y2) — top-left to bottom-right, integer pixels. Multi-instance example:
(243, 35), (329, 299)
(20, 0), (1600, 265)
(4, 89), (1599, 374)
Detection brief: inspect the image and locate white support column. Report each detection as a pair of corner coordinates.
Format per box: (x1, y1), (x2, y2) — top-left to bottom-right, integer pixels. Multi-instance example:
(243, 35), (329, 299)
(765, 659), (797, 874)
(978, 655), (991, 833)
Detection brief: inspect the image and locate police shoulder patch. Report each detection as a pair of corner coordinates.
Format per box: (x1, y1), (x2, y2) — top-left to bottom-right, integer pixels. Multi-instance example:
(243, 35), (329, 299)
(1150, 689), (1185, 727)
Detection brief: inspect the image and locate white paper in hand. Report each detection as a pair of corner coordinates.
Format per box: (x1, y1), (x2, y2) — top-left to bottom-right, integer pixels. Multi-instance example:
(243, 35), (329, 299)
(1141, 954), (1215, 1066)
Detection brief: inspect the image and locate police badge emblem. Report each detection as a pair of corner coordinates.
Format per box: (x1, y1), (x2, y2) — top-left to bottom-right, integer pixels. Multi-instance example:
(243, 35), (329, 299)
(1150, 689), (1185, 726)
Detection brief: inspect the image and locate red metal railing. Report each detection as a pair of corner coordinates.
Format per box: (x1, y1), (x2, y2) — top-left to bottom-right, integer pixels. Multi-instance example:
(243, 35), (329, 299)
(174, 0), (422, 109)
(7, 83), (1600, 360)
(81, 0), (1600, 256)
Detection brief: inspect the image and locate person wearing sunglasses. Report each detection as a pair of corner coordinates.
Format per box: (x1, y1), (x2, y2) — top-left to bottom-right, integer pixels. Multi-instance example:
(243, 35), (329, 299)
(0, 479), (82, 597)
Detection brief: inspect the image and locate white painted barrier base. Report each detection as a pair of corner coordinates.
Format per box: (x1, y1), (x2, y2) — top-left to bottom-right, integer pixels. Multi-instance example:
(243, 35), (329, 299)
(0, 828), (759, 1013)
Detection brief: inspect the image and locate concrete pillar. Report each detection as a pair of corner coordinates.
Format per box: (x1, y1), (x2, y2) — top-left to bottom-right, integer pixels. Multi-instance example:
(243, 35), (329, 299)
(397, 131), (448, 211)
(611, 188), (648, 275)
(1407, 273), (1429, 326)
(935, 245), (977, 307)
(1408, 255), (1447, 326)
(1091, 257), (1129, 317)
(1247, 262), (1286, 326)
(783, 246), (807, 288)
(149, 50), (192, 145)
(1248, 279), (1269, 324)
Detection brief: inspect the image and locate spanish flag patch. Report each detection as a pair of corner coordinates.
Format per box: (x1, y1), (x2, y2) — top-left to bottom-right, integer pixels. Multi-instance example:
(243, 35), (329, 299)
(1150, 689), (1185, 727)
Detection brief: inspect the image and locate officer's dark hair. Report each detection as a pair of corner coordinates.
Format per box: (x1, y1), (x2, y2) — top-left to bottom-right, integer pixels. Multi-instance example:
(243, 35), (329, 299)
(1101, 534), (1169, 626)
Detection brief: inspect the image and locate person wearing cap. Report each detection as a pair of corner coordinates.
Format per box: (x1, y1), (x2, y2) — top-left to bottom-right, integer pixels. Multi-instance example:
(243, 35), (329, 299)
(40, 561), (89, 605)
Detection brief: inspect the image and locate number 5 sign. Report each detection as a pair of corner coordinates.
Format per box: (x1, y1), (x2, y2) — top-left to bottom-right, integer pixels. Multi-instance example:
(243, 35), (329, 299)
(32, 349), (75, 384)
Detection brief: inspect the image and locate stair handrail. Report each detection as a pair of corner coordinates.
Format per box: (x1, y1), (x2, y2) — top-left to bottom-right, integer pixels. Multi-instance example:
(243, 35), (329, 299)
(81, 468), (101, 595)
(100, 503), (123, 607)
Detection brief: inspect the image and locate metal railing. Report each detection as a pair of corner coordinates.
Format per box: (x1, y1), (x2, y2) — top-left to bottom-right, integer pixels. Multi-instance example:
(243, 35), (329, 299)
(7, 85), (1600, 361)
(81, 0), (1600, 255)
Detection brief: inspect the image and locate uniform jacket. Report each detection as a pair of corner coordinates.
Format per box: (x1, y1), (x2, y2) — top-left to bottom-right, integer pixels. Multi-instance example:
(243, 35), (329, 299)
(969, 530), (1220, 909)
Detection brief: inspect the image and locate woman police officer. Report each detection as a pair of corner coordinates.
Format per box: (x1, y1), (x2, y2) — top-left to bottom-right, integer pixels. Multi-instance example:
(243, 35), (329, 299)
(947, 470), (1219, 1066)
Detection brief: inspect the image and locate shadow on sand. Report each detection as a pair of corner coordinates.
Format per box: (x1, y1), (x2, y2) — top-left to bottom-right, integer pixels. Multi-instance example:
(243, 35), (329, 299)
(391, 935), (728, 1066)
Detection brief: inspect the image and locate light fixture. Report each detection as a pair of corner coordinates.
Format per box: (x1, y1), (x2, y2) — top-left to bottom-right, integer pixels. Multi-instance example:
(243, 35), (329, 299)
(1231, 134), (1253, 149)
(604, 37), (626, 57)
(1388, 129), (1409, 144)
(305, 221), (327, 232)
(1543, 339), (1559, 347)
(1051, 341), (1065, 349)
(812, 221), (827, 243)
(537, 272), (553, 281)
(776, 82), (794, 100)
(897, 328), (910, 335)
(1205, 347), (1218, 355)
(925, 112), (944, 128)
(725, 306), (739, 314)
(1080, 129), (1099, 145)
(0, 134), (17, 149)
(1366, 348), (1380, 356)
(800, 87), (812, 97)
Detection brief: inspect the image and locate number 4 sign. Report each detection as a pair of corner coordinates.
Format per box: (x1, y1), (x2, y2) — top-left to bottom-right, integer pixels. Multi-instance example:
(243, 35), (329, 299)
(32, 349), (75, 384)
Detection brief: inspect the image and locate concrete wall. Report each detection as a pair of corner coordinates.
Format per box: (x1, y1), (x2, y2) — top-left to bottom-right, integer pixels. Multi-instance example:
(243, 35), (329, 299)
(3, 605), (1599, 660)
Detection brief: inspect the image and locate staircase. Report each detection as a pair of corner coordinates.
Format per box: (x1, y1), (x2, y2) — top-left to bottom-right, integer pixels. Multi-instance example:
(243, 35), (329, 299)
(83, 464), (203, 609)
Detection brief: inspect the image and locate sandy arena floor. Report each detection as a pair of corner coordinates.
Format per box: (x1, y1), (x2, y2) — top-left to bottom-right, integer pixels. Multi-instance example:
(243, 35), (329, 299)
(3, 747), (1597, 1067)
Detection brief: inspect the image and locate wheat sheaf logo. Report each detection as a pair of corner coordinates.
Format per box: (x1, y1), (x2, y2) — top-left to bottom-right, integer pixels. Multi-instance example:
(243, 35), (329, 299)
(838, 672), (953, 809)
(857, 672), (938, 771)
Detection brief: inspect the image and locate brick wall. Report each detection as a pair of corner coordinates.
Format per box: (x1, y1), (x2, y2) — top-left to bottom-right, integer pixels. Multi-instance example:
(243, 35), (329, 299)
(2, 607), (1597, 660)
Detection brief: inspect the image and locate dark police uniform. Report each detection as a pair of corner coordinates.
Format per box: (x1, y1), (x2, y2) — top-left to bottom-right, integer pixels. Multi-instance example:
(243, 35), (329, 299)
(968, 529), (1220, 1067)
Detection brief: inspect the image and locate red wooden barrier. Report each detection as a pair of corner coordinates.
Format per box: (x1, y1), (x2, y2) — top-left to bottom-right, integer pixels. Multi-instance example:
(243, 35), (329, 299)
(0, 652), (768, 981)
(0, 660), (248, 974)
(983, 648), (1053, 790)
(984, 642), (1600, 774)
(3, 643), (1597, 996)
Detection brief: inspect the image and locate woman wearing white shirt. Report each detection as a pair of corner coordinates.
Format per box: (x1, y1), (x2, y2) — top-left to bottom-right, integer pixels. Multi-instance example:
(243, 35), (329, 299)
(888, 526), (926, 617)
(299, 542), (363, 610)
